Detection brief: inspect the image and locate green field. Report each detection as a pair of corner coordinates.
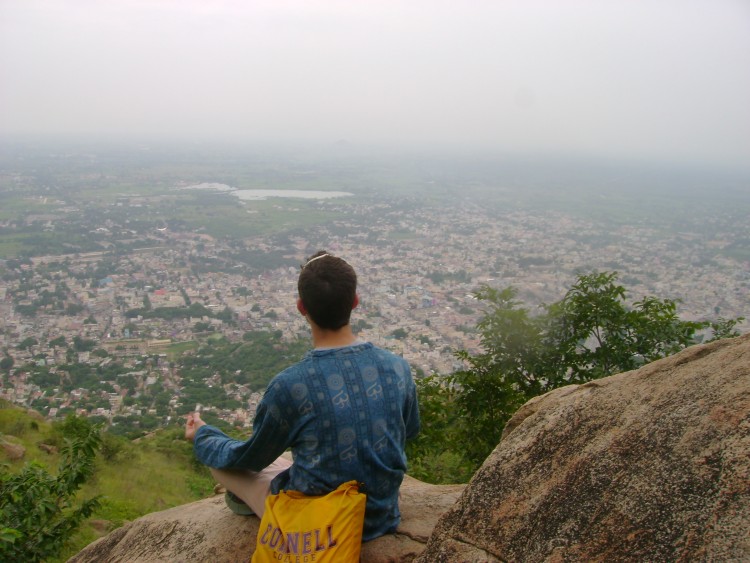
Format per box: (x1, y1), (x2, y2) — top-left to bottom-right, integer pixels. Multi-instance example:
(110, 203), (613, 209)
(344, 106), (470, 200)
(2, 149), (749, 259)
(165, 340), (199, 360)
(0, 184), (356, 257)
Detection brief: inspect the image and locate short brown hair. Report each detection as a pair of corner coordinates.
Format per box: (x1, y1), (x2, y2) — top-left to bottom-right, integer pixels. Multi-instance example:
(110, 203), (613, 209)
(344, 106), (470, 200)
(298, 251), (357, 330)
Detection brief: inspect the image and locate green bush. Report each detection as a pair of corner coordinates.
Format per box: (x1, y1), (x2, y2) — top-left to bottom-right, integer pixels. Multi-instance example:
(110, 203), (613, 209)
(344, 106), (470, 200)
(0, 422), (101, 562)
(411, 271), (743, 482)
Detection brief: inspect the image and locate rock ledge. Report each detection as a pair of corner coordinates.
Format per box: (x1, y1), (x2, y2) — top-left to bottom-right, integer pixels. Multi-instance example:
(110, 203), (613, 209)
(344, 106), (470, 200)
(69, 475), (464, 563)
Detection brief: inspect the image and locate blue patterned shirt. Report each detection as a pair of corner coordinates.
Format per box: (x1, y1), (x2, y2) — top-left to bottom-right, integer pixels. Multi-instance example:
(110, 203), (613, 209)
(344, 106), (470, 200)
(193, 342), (420, 541)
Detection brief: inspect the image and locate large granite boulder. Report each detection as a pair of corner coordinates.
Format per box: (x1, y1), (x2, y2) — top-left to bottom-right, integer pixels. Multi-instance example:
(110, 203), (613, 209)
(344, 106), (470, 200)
(417, 333), (750, 562)
(69, 475), (464, 562)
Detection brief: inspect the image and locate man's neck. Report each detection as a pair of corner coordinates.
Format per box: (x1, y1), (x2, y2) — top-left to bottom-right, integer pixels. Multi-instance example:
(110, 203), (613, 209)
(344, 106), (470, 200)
(310, 324), (358, 349)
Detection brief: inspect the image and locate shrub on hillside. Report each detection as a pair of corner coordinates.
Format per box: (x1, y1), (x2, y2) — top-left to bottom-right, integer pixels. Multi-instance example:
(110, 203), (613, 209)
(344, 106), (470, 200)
(0, 418), (101, 562)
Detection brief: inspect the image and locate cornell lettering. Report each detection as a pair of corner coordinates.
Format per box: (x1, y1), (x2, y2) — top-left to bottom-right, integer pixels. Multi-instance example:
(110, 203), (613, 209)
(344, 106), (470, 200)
(264, 525), (336, 557)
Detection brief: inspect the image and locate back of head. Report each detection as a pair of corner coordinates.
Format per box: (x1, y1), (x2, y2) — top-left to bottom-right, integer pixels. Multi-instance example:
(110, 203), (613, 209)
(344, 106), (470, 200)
(298, 251), (357, 330)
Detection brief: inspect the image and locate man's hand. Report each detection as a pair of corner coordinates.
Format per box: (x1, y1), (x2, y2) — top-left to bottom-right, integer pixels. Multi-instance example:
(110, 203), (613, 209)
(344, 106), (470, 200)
(185, 411), (206, 442)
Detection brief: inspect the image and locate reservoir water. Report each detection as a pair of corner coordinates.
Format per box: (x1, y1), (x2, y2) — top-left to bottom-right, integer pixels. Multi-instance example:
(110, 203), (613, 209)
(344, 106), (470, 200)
(233, 189), (353, 200)
(177, 183), (352, 200)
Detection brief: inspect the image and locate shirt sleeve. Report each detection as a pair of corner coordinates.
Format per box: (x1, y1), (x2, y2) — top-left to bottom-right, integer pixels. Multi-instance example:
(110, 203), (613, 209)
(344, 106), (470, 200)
(192, 387), (293, 471)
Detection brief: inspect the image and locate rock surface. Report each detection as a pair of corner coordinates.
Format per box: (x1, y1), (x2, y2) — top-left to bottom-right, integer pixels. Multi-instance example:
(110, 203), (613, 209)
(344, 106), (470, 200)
(69, 475), (464, 562)
(417, 334), (750, 562)
(0, 436), (25, 460)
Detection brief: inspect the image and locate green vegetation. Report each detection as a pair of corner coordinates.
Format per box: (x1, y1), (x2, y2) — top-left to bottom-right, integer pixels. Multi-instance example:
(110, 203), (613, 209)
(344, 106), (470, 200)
(427, 270), (471, 284)
(0, 270), (743, 557)
(168, 196), (341, 239)
(0, 405), (214, 561)
(125, 302), (215, 320)
(0, 169), (354, 258)
(1, 149), (747, 554)
(179, 331), (309, 393)
(1, 415), (100, 562)
(0, 237), (29, 259)
(390, 328), (408, 340)
(0, 356), (13, 372)
(165, 340), (199, 360)
(407, 272), (743, 483)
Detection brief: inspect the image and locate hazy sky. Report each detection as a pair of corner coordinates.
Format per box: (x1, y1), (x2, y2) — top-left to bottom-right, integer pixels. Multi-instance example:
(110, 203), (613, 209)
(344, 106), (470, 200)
(1, 0), (749, 169)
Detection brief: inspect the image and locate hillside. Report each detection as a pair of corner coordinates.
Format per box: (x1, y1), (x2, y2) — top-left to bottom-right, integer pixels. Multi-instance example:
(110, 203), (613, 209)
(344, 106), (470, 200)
(0, 401), (214, 561)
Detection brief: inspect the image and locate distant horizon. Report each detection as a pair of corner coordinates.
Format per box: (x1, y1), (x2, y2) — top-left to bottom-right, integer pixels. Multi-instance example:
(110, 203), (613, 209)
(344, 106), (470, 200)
(2, 134), (749, 180)
(2, 1), (748, 175)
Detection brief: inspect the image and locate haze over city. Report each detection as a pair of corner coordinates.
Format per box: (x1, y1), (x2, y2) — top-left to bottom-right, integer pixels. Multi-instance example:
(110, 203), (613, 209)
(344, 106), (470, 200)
(1, 0), (749, 172)
(1, 3), (749, 559)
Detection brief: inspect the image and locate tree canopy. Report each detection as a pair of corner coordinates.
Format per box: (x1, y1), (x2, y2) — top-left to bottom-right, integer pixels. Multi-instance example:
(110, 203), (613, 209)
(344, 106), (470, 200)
(408, 271), (742, 482)
(0, 416), (101, 562)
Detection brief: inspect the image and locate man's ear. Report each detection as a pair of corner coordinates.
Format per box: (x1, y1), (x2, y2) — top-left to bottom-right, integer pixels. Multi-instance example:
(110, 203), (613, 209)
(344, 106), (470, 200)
(352, 294), (359, 310)
(296, 298), (307, 316)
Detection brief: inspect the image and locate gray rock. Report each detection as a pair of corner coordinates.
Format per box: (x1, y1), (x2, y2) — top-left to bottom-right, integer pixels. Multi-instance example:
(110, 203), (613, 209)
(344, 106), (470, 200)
(38, 442), (58, 455)
(0, 437), (25, 460)
(417, 334), (750, 562)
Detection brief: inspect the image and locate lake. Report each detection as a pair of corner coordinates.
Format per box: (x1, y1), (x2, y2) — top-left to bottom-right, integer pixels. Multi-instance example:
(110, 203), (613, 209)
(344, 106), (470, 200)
(233, 189), (353, 201)
(176, 183), (353, 201)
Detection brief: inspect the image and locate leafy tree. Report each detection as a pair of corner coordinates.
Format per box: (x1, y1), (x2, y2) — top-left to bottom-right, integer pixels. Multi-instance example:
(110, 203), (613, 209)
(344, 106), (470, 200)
(405, 374), (476, 484)
(17, 337), (38, 351)
(706, 316), (744, 342)
(0, 420), (101, 561)
(65, 303), (84, 315)
(65, 347), (77, 364)
(49, 336), (66, 348)
(216, 306), (234, 323)
(99, 432), (128, 463)
(411, 271), (741, 478)
(391, 328), (408, 340)
(0, 356), (13, 373)
(51, 414), (98, 446)
(154, 391), (172, 408)
(538, 272), (705, 387)
(14, 304), (37, 317)
(73, 336), (97, 352)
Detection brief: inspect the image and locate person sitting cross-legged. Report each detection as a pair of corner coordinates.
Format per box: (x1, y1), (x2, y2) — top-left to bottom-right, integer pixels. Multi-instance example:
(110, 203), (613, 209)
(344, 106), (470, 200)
(185, 250), (420, 541)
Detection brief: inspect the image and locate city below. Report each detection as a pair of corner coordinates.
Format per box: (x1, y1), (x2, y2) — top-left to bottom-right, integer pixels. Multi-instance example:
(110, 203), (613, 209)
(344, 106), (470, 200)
(1, 148), (747, 434)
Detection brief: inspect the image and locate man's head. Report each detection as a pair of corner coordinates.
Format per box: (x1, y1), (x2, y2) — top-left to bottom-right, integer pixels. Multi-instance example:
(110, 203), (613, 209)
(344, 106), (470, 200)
(297, 250), (358, 330)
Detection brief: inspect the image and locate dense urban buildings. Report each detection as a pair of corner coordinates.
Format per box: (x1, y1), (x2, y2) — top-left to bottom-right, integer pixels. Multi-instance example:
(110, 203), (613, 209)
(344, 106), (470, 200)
(1, 153), (747, 431)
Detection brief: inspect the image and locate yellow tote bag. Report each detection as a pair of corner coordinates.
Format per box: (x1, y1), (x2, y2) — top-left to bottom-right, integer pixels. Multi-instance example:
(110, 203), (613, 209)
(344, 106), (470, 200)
(252, 480), (366, 563)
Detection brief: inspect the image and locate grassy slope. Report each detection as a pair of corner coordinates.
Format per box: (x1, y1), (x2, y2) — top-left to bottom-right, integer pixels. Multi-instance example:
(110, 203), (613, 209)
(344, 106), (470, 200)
(0, 403), (216, 561)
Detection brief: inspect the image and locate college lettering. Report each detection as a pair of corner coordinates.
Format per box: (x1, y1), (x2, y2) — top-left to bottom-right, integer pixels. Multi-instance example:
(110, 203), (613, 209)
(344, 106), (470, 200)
(258, 524), (337, 557)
